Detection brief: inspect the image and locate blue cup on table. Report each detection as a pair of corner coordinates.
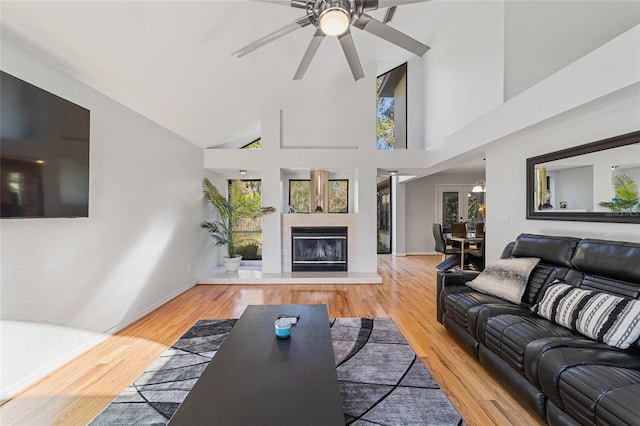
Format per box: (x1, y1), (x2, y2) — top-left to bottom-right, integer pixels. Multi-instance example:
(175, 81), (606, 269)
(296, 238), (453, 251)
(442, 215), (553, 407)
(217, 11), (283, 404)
(275, 318), (291, 338)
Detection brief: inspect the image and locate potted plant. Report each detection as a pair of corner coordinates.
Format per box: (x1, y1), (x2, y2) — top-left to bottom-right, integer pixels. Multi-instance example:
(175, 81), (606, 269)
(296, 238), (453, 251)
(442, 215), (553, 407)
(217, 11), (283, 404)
(599, 173), (639, 213)
(200, 177), (275, 272)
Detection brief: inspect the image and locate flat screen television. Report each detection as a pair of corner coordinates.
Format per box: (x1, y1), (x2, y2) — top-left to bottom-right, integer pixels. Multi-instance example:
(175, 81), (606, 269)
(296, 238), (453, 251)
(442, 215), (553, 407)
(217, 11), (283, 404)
(1, 71), (90, 218)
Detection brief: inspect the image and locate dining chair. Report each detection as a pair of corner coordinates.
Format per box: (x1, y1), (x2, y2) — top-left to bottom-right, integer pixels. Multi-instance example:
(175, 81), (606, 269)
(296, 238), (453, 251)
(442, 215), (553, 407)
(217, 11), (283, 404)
(475, 222), (485, 237)
(451, 222), (467, 238)
(432, 223), (462, 261)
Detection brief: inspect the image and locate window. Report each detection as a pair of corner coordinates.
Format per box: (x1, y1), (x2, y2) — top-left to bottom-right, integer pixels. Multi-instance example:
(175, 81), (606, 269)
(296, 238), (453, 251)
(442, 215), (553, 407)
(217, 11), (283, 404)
(376, 63), (407, 150)
(241, 138), (262, 149)
(288, 180), (349, 213)
(437, 185), (483, 233)
(377, 179), (391, 253)
(228, 179), (265, 260)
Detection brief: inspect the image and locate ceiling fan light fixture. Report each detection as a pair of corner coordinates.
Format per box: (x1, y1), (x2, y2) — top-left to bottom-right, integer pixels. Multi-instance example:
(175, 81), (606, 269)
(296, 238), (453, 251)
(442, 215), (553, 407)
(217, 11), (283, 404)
(319, 3), (350, 36)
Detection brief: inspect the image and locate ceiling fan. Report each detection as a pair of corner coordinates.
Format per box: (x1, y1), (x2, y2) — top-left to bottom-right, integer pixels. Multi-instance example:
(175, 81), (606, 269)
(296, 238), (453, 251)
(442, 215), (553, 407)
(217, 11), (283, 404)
(231, 0), (430, 81)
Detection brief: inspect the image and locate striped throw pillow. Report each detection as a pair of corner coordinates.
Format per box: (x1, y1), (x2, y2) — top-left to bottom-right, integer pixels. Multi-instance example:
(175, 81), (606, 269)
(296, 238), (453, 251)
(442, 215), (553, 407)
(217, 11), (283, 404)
(533, 282), (640, 349)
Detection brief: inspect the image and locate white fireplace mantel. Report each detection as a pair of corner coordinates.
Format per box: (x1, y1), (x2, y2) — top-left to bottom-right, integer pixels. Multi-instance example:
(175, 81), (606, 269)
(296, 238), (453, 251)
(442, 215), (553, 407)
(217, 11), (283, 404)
(282, 213), (358, 273)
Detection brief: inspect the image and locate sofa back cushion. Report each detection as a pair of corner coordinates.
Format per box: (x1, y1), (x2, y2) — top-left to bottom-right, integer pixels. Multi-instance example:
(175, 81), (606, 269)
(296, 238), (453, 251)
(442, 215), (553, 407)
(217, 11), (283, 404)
(573, 239), (640, 294)
(522, 263), (570, 306)
(512, 234), (581, 267)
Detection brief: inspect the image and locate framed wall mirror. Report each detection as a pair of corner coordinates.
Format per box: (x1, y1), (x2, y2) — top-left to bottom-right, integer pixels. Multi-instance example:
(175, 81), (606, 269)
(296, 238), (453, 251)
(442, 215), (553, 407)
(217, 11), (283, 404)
(526, 130), (640, 223)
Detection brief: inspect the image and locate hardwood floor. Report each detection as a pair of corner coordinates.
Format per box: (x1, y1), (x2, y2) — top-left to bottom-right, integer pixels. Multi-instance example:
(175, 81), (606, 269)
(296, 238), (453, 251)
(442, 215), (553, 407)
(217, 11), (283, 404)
(0, 255), (544, 425)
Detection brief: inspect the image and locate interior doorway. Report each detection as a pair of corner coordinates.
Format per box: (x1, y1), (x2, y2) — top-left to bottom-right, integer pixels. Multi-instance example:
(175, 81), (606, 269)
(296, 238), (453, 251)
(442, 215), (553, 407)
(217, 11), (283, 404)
(436, 184), (483, 233)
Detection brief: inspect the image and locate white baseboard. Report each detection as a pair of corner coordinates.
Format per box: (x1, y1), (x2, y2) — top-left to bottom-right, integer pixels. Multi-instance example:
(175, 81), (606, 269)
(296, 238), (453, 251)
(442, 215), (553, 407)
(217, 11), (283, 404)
(405, 252), (438, 256)
(105, 280), (196, 335)
(0, 321), (109, 404)
(1, 280), (197, 402)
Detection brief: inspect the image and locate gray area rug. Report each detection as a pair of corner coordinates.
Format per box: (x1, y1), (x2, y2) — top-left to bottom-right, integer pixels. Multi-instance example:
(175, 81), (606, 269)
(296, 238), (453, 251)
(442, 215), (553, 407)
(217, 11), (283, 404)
(91, 318), (465, 425)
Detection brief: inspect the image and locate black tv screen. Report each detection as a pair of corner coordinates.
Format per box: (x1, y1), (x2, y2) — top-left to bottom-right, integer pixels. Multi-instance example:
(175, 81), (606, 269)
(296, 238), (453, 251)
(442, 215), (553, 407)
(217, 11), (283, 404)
(1, 71), (90, 218)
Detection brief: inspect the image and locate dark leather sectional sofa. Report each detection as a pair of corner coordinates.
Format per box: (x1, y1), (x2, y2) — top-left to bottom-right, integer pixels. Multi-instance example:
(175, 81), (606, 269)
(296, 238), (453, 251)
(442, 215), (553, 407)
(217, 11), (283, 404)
(436, 233), (640, 425)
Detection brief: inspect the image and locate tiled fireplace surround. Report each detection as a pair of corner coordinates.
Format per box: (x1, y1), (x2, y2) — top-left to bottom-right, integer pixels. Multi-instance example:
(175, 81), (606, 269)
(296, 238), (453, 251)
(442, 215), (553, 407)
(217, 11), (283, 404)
(199, 213), (381, 284)
(282, 213), (358, 273)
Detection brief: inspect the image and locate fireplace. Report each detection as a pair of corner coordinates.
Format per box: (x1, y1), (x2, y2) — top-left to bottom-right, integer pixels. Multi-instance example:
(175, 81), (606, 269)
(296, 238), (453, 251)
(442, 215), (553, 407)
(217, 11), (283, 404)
(291, 226), (348, 272)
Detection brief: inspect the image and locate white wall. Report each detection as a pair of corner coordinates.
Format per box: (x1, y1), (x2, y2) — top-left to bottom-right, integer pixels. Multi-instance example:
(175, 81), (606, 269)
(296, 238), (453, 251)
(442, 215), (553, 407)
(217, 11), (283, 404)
(504, 1), (640, 100)
(549, 166), (594, 211)
(0, 39), (216, 399)
(485, 92), (640, 263)
(404, 172), (485, 254)
(279, 75), (361, 149)
(417, 12), (639, 263)
(421, 0), (505, 146)
(204, 62), (427, 273)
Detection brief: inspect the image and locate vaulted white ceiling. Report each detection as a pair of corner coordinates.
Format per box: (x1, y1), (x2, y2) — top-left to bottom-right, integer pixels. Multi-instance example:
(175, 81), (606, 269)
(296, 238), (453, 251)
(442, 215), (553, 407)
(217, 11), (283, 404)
(1, 0), (442, 148)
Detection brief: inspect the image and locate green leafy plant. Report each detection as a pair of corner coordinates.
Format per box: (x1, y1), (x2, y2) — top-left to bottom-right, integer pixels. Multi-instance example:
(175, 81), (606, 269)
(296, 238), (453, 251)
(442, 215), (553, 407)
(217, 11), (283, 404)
(200, 178), (275, 258)
(599, 173), (639, 212)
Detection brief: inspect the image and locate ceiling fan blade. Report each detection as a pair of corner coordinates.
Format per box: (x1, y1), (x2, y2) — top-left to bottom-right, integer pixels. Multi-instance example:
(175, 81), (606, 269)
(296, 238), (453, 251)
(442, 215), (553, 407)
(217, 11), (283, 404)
(338, 29), (365, 81)
(378, 0), (430, 7)
(362, 0), (429, 11)
(293, 29), (325, 80)
(383, 6), (396, 23)
(252, 0), (307, 7)
(231, 15), (312, 58)
(354, 14), (429, 56)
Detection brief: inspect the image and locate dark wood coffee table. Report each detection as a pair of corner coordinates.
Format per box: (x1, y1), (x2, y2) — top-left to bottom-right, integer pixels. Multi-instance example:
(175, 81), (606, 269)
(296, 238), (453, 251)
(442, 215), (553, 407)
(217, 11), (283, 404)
(168, 304), (344, 425)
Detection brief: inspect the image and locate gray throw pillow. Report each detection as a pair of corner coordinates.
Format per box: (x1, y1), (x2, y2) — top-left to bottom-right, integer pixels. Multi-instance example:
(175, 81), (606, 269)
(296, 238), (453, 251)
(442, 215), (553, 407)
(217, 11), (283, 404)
(466, 257), (540, 304)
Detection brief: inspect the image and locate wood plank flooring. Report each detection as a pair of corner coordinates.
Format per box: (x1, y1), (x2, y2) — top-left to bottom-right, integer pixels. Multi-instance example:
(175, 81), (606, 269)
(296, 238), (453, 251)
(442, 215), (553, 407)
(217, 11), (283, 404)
(0, 255), (544, 425)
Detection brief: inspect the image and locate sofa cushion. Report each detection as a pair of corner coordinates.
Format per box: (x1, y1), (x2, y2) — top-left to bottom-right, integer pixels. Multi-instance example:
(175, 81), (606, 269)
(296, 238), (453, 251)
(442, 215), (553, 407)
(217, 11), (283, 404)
(531, 342), (640, 407)
(512, 234), (580, 267)
(573, 239), (640, 285)
(533, 282), (640, 349)
(521, 262), (568, 306)
(559, 365), (640, 425)
(466, 257), (540, 304)
(483, 314), (576, 375)
(524, 337), (640, 392)
(444, 291), (507, 337)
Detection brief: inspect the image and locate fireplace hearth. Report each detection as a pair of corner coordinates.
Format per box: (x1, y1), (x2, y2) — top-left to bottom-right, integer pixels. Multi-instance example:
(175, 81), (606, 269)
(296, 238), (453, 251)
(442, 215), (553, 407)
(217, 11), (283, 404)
(291, 226), (348, 272)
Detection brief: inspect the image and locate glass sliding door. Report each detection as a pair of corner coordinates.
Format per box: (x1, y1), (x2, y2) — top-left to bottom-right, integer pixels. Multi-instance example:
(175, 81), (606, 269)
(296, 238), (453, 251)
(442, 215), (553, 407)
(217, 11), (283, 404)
(437, 185), (479, 234)
(441, 191), (460, 233)
(377, 179), (392, 253)
(467, 191), (484, 230)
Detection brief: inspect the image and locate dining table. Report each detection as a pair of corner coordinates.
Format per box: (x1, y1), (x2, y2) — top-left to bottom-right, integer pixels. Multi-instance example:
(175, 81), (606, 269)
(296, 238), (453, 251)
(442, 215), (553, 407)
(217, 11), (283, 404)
(447, 234), (484, 271)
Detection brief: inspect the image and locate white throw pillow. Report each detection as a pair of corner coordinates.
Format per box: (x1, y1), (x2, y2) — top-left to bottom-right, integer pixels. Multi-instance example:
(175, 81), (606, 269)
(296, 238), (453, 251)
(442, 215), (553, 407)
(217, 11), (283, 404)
(466, 257), (540, 304)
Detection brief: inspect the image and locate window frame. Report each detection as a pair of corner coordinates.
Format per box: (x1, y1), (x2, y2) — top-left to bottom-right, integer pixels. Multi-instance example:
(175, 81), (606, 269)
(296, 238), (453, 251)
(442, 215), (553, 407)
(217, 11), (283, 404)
(288, 179), (349, 213)
(376, 62), (408, 150)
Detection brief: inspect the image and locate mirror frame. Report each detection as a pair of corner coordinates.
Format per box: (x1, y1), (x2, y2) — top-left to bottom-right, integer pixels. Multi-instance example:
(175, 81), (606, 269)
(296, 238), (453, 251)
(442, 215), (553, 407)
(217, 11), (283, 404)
(526, 130), (640, 223)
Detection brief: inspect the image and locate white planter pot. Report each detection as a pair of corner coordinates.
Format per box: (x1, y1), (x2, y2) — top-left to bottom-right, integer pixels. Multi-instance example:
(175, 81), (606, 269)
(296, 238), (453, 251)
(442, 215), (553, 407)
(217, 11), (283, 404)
(223, 255), (242, 272)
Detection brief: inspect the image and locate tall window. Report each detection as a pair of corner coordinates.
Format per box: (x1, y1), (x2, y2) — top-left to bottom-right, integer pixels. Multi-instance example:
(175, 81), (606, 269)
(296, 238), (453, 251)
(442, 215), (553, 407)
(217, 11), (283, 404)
(376, 63), (407, 150)
(241, 138), (262, 149)
(288, 180), (349, 213)
(228, 179), (265, 260)
(377, 179), (391, 253)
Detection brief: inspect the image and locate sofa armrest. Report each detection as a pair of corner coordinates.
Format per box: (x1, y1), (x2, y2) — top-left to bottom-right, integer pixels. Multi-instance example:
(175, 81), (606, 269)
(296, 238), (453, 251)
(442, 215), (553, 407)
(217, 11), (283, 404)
(437, 270), (481, 286)
(436, 270), (480, 324)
